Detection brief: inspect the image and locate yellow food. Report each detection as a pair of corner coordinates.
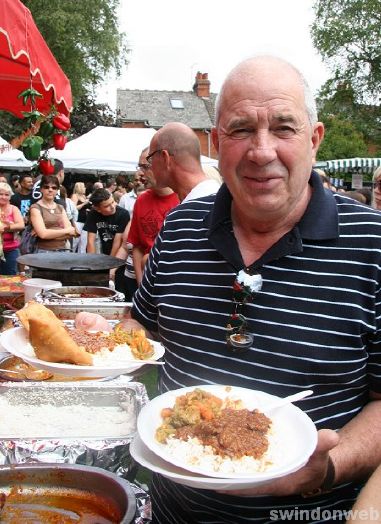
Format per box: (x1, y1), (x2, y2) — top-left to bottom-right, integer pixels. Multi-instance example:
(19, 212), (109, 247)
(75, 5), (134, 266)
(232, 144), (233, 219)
(156, 388), (223, 443)
(110, 325), (154, 360)
(29, 318), (93, 366)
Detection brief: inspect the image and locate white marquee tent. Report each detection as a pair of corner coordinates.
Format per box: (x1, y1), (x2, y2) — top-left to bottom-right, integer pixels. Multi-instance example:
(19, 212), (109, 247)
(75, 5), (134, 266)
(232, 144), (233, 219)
(1, 127), (219, 174)
(48, 126), (218, 174)
(0, 136), (33, 170)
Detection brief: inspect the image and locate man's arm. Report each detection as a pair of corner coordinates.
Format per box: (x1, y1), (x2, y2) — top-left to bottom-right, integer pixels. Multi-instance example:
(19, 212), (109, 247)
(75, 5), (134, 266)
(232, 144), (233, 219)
(347, 462), (381, 523)
(110, 232), (123, 257)
(132, 245), (145, 284)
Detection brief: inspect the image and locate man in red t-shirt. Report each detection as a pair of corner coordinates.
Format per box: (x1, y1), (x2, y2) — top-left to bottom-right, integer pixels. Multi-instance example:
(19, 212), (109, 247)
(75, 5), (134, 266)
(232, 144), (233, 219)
(127, 148), (179, 284)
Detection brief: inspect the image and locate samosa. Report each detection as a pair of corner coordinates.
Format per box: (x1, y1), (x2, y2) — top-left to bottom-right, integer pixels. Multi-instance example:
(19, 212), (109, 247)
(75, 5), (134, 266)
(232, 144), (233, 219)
(16, 301), (63, 332)
(29, 318), (93, 366)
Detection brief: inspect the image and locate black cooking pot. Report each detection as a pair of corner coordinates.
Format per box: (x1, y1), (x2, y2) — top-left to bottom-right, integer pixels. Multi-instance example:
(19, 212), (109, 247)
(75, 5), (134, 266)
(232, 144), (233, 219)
(17, 253), (125, 287)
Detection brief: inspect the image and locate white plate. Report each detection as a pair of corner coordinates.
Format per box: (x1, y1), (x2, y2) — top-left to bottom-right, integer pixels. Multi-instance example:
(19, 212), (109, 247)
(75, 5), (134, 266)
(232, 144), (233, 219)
(0, 327), (165, 378)
(137, 385), (317, 480)
(131, 433), (276, 490)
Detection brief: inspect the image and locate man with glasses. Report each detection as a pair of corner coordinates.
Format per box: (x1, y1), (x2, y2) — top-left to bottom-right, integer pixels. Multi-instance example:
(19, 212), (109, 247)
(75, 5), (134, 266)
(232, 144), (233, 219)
(146, 122), (221, 202)
(118, 168), (146, 218)
(125, 147), (179, 286)
(113, 164), (147, 299)
(126, 56), (381, 523)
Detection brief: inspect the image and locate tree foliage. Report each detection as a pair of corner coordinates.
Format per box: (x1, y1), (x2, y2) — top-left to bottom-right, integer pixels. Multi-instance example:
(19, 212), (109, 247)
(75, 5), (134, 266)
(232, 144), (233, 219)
(317, 114), (368, 160)
(22, 0), (129, 103)
(317, 82), (381, 156)
(70, 95), (117, 138)
(311, 0), (381, 103)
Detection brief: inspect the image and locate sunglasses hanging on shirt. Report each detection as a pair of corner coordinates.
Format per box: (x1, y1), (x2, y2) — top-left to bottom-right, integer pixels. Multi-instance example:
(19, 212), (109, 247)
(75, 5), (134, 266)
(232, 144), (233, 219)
(226, 269), (263, 353)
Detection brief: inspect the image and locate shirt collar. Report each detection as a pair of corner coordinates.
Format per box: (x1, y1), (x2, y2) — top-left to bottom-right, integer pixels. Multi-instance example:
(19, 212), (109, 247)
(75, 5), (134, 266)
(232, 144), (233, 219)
(205, 170), (339, 241)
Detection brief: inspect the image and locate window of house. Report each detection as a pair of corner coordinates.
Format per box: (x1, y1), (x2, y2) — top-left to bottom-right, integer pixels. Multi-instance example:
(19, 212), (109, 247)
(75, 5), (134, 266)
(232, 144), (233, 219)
(170, 98), (184, 109)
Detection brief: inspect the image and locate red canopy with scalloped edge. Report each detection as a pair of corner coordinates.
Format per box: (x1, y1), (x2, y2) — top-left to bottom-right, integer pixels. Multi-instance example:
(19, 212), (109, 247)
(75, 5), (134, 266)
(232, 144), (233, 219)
(0, 0), (72, 118)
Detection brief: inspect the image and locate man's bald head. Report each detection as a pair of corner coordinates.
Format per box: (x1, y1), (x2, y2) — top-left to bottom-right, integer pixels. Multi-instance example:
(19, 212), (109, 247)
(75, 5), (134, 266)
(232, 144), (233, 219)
(154, 122), (202, 166)
(215, 55), (317, 127)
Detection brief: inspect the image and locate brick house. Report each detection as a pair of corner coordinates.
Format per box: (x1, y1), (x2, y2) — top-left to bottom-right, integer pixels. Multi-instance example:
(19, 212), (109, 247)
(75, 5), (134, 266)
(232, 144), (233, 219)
(116, 73), (218, 159)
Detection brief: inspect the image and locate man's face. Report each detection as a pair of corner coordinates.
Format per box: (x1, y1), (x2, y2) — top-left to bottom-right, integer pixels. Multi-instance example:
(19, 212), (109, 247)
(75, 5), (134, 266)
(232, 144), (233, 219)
(212, 63), (324, 223)
(20, 177), (33, 191)
(94, 196), (116, 216)
(146, 138), (169, 189)
(137, 151), (155, 189)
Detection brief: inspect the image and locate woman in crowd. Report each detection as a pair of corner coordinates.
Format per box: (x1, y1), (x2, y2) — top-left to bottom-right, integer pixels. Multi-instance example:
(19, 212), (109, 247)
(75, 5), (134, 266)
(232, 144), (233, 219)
(70, 182), (90, 253)
(29, 175), (77, 253)
(0, 182), (24, 274)
(371, 166), (381, 210)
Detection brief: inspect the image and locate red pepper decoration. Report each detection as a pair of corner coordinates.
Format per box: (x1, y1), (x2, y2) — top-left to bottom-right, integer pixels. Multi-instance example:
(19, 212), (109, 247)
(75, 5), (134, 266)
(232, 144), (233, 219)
(52, 134), (68, 150)
(39, 158), (55, 175)
(52, 113), (71, 131)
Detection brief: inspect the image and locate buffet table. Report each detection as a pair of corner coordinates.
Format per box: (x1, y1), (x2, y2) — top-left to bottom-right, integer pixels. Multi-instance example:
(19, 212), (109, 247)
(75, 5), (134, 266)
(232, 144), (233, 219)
(0, 292), (153, 523)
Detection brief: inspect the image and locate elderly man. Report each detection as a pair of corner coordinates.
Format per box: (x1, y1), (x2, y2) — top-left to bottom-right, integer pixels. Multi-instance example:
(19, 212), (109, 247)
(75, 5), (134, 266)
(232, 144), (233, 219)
(147, 122), (220, 201)
(129, 56), (381, 523)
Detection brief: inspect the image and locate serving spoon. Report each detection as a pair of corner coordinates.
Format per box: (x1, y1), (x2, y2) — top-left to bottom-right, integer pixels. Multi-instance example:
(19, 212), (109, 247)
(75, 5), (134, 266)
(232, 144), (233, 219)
(263, 389), (313, 413)
(0, 367), (53, 381)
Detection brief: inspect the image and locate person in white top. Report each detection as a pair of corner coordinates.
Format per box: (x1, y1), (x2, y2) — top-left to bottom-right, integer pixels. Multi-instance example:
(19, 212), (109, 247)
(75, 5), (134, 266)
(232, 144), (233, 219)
(146, 122), (221, 202)
(118, 171), (145, 218)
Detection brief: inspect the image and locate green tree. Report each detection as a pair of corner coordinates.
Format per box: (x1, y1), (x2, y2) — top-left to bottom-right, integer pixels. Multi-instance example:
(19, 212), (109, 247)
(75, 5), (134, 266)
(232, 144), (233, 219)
(311, 0), (381, 103)
(317, 114), (368, 160)
(22, 0), (129, 103)
(317, 82), (381, 156)
(70, 95), (117, 138)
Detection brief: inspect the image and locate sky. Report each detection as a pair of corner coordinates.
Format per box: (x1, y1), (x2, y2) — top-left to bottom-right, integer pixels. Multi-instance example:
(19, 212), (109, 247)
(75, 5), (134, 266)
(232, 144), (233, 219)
(96, 0), (330, 109)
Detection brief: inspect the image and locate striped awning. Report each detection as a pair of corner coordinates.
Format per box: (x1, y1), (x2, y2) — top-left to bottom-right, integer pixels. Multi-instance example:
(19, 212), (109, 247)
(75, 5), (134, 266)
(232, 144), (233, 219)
(325, 158), (381, 175)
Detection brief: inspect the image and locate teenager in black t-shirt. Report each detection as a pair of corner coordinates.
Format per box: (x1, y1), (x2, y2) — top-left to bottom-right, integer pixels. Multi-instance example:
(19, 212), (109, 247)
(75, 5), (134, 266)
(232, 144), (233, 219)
(84, 188), (130, 256)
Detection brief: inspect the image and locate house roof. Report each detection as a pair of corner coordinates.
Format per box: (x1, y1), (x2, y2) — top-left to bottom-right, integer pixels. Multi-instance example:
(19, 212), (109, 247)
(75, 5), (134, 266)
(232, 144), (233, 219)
(116, 89), (217, 130)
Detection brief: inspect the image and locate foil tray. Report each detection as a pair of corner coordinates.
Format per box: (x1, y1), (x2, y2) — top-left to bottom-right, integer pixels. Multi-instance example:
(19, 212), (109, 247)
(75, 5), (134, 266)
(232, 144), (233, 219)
(0, 379), (148, 479)
(37, 301), (132, 320)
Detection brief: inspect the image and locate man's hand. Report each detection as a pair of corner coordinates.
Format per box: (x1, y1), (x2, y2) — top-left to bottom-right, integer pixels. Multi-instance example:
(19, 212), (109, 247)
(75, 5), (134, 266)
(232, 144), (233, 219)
(217, 429), (339, 497)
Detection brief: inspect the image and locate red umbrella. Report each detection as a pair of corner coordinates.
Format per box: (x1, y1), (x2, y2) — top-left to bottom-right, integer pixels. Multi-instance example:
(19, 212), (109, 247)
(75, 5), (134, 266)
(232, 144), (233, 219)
(0, 0), (72, 118)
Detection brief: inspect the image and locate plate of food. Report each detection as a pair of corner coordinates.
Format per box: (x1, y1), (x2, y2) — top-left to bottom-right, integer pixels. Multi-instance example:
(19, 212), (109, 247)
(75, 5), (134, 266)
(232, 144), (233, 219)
(131, 433), (276, 490)
(137, 385), (317, 480)
(0, 302), (164, 378)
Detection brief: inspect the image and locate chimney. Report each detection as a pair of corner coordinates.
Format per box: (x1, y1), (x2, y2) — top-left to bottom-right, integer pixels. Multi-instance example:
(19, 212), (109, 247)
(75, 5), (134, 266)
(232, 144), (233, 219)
(193, 72), (210, 97)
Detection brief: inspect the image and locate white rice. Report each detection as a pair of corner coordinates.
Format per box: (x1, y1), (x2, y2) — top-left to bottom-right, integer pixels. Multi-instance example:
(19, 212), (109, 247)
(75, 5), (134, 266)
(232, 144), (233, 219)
(25, 342), (142, 367)
(161, 418), (288, 476)
(92, 344), (138, 366)
(0, 394), (136, 438)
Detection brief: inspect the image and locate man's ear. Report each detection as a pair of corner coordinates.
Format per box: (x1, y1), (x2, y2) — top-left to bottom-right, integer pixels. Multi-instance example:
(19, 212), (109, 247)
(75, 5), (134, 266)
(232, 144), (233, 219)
(311, 122), (324, 164)
(211, 127), (219, 153)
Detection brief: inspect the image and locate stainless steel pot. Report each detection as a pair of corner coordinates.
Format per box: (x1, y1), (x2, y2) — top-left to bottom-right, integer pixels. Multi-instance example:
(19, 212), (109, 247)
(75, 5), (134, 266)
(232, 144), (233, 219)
(0, 463), (136, 523)
(39, 285), (125, 302)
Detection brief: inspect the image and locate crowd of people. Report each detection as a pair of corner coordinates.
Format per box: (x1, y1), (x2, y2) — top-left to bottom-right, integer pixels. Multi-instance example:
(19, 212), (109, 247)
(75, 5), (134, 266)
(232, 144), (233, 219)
(0, 53), (380, 523)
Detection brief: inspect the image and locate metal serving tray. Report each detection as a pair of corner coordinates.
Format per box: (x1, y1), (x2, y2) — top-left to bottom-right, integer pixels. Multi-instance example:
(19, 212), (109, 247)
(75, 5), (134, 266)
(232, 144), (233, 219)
(36, 301), (132, 320)
(0, 381), (142, 440)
